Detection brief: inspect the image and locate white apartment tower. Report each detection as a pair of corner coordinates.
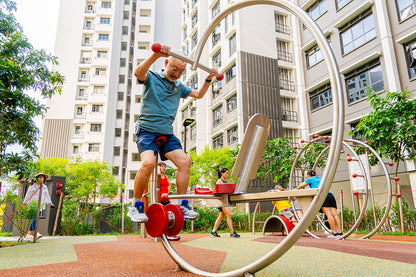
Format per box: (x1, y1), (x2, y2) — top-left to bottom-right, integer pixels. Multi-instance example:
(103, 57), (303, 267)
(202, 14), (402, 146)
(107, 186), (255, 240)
(40, 0), (182, 196)
(177, 0), (304, 159)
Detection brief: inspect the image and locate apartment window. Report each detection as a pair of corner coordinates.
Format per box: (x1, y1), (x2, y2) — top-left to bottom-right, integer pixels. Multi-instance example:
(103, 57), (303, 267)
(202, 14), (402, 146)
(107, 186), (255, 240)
(100, 17), (110, 24)
(229, 33), (236, 55)
(227, 94), (237, 112)
(212, 81), (222, 98)
(138, 42), (150, 50)
(310, 84), (332, 111)
(139, 25), (150, 33)
(132, 153), (141, 161)
(117, 91), (124, 101)
(212, 50), (221, 67)
(213, 134), (223, 149)
(95, 68), (106, 76)
(340, 10), (376, 55)
(72, 145), (79, 154)
(396, 0), (416, 21)
(190, 124), (196, 140)
(225, 64), (236, 81)
(98, 34), (109, 41)
(349, 122), (365, 142)
(280, 68), (295, 91)
(116, 109), (123, 119)
(192, 12), (198, 29)
(135, 95), (141, 103)
(123, 11), (129, 20)
(191, 31), (198, 49)
(227, 126), (238, 144)
(276, 40), (292, 63)
(113, 166), (119, 175)
(101, 1), (111, 8)
(115, 128), (121, 137)
(140, 9), (151, 17)
(336, 0), (352, 10)
(113, 146), (120, 156)
(90, 124), (102, 132)
(212, 1), (220, 18)
(183, 26), (187, 41)
(306, 0), (327, 20)
(76, 106), (83, 115)
(86, 4), (94, 13)
(97, 50), (108, 58)
(405, 39), (416, 79)
(74, 125), (82, 134)
(345, 61), (384, 104)
(306, 39), (330, 68)
(275, 13), (290, 35)
(88, 143), (100, 152)
(129, 171), (137, 180)
(212, 25), (221, 47)
(213, 105), (223, 127)
(83, 36), (92, 45)
(189, 74), (198, 90)
(92, 105), (103, 112)
(93, 85), (105, 94)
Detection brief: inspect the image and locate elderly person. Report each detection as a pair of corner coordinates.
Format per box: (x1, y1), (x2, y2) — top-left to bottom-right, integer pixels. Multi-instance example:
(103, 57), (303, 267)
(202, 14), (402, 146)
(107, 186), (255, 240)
(127, 44), (219, 223)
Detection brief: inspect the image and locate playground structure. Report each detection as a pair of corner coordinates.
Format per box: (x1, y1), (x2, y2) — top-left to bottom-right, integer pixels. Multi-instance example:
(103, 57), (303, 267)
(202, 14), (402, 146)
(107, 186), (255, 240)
(142, 0), (345, 276)
(258, 136), (400, 240)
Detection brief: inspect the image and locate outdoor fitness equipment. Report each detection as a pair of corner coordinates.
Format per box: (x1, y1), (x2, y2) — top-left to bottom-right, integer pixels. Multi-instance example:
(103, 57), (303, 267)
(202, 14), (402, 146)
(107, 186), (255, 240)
(146, 1), (345, 276)
(151, 42), (224, 81)
(289, 137), (393, 240)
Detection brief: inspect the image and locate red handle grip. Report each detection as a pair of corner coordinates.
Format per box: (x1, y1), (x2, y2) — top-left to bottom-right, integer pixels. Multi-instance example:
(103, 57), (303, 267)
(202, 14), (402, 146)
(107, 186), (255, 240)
(151, 42), (162, 53)
(217, 72), (224, 81)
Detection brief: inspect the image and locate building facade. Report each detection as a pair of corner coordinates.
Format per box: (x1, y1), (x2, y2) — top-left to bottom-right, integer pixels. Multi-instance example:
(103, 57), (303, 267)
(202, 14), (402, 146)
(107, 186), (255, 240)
(41, 0), (416, 206)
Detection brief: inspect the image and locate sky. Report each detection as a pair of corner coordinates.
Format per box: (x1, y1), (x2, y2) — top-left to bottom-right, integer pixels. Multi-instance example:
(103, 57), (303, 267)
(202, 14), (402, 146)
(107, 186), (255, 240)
(8, 0), (60, 151)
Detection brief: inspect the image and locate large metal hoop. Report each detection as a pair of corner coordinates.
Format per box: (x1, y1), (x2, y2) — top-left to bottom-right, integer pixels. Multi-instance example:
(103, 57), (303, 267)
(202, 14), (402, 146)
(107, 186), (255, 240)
(161, 1), (345, 276)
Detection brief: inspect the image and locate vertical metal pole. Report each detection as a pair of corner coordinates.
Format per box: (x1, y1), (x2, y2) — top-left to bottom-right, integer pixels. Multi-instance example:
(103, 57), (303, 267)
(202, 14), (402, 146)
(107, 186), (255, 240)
(121, 191), (125, 234)
(397, 184), (404, 234)
(52, 192), (64, 236)
(340, 190), (344, 231)
(33, 183), (43, 243)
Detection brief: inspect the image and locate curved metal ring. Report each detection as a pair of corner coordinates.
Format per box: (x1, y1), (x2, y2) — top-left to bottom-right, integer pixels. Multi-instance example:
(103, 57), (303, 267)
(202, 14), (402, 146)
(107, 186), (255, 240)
(160, 1), (345, 275)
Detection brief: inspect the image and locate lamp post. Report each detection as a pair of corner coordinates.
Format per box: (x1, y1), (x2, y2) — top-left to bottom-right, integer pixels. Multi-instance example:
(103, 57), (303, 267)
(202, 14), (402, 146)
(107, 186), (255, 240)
(182, 118), (195, 153)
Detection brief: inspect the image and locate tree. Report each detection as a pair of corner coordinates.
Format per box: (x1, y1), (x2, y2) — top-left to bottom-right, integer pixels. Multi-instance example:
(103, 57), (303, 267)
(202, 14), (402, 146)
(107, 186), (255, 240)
(349, 88), (416, 175)
(0, 0), (64, 175)
(257, 137), (327, 189)
(189, 146), (238, 189)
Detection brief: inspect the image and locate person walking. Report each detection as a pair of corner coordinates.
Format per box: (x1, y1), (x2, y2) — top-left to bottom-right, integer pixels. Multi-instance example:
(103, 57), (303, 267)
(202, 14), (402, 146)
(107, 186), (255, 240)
(210, 168), (240, 238)
(23, 173), (55, 240)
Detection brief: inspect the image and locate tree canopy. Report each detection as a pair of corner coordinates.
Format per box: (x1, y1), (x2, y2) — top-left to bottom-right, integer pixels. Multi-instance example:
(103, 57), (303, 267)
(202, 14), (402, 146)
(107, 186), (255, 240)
(0, 0), (64, 175)
(349, 88), (416, 172)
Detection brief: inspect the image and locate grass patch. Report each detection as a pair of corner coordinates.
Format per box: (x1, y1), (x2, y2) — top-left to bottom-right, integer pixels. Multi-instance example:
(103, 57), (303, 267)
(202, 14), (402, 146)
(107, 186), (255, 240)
(0, 241), (29, 248)
(0, 232), (12, 237)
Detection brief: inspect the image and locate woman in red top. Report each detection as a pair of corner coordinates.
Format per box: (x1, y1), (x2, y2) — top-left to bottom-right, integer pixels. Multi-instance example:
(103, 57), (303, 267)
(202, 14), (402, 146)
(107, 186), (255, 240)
(158, 161), (171, 206)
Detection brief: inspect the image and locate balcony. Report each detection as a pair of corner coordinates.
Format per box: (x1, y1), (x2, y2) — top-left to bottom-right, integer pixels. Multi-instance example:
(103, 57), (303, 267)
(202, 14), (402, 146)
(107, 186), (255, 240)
(281, 109), (298, 122)
(280, 79), (295, 92)
(277, 50), (293, 63)
(80, 57), (92, 64)
(275, 23), (290, 35)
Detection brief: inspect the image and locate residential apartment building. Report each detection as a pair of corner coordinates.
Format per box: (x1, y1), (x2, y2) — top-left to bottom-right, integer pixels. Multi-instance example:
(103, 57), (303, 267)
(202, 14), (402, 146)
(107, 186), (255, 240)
(296, 0), (416, 207)
(40, 0), (182, 198)
(177, 0), (303, 156)
(41, 0), (416, 207)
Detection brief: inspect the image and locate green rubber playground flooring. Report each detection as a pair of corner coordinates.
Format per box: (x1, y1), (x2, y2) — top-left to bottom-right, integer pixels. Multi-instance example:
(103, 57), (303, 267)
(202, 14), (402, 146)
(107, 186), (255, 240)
(183, 233), (416, 276)
(0, 236), (117, 270)
(1, 233), (416, 276)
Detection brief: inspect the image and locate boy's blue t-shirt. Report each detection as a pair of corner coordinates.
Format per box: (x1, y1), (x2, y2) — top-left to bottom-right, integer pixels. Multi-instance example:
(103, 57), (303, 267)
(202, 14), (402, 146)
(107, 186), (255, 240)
(136, 70), (191, 134)
(305, 175), (331, 193)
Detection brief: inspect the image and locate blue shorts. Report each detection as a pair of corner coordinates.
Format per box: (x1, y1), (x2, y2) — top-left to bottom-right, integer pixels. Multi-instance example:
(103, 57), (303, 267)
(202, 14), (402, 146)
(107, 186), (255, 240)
(135, 128), (182, 161)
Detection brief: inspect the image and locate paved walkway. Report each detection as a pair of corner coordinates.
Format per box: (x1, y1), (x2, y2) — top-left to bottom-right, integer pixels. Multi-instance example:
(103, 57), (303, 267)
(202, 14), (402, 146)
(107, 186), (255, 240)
(1, 233), (415, 276)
